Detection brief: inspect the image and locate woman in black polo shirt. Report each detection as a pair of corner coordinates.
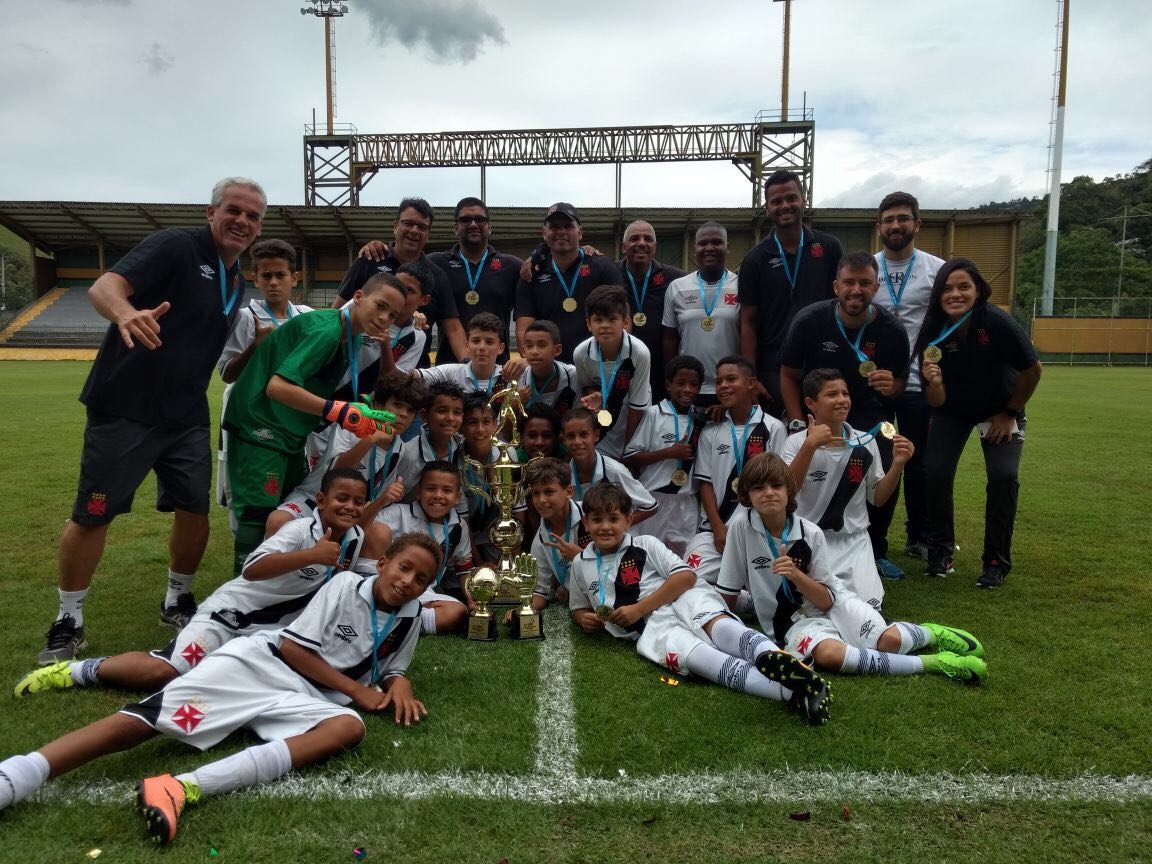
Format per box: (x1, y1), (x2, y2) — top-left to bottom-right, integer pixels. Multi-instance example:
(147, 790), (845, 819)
(912, 258), (1042, 589)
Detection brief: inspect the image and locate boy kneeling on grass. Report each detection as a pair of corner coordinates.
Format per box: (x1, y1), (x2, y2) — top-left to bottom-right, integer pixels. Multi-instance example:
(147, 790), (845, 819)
(0, 533), (440, 847)
(717, 453), (987, 685)
(567, 483), (833, 726)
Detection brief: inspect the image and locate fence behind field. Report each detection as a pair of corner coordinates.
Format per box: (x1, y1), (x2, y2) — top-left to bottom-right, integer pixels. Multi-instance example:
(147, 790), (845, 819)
(1029, 297), (1152, 365)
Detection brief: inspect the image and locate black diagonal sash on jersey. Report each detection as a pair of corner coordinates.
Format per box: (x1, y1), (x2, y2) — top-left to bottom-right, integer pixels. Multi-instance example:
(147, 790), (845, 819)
(771, 531), (812, 644)
(656, 407), (706, 494)
(816, 446), (873, 533)
(612, 545), (648, 635)
(338, 615), (418, 683)
(720, 421), (771, 521)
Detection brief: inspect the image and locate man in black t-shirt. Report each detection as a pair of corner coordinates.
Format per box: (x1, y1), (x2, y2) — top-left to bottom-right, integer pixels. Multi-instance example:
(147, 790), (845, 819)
(37, 178), (266, 666)
(738, 170), (843, 416)
(334, 197), (465, 367)
(778, 251), (911, 578)
(514, 203), (621, 364)
(426, 197), (521, 364)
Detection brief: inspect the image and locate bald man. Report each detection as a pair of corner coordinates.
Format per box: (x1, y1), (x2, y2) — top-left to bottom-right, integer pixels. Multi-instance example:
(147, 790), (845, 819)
(617, 220), (686, 401)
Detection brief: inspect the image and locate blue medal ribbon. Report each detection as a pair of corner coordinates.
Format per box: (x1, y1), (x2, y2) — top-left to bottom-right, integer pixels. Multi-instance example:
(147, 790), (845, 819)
(834, 305), (874, 363)
(367, 437), (400, 501)
(842, 422), (883, 447)
(771, 230), (806, 290)
(218, 256), (240, 317)
(527, 366), (558, 407)
(466, 362), (497, 395)
(426, 516), (451, 586)
(667, 400), (694, 476)
(343, 308), (360, 400)
(546, 515), (574, 586)
(761, 514), (797, 602)
(728, 407), (762, 484)
(593, 542), (623, 611)
(624, 264), (652, 318)
(368, 594), (399, 685)
(551, 250), (585, 307)
(461, 249), (490, 295)
(261, 301), (295, 328)
(570, 453), (603, 500)
(696, 272), (723, 319)
(595, 342), (625, 418)
(323, 531), (353, 584)
(929, 309), (973, 350)
(881, 251), (917, 312)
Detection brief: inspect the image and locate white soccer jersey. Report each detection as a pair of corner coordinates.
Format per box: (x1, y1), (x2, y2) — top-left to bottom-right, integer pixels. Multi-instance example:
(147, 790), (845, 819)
(217, 298), (314, 375)
(387, 322), (427, 373)
(782, 424), (884, 536)
(518, 361), (579, 413)
(572, 332), (653, 459)
(395, 429), (462, 502)
(331, 425), (404, 501)
(873, 249), (944, 391)
(623, 400), (703, 496)
(568, 453), (657, 514)
(662, 270), (740, 393)
(716, 510), (843, 643)
(376, 501), (473, 595)
(531, 499), (590, 598)
(417, 361), (504, 396)
(694, 407), (787, 530)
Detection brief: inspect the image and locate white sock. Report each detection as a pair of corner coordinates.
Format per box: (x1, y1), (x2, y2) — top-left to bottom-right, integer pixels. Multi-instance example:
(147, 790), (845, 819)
(57, 589), (88, 626)
(69, 657), (106, 686)
(164, 570), (196, 607)
(840, 645), (925, 676)
(736, 590), (756, 615)
(419, 607), (438, 635)
(896, 622), (932, 654)
(0, 752), (50, 809)
(707, 615), (776, 663)
(685, 643), (787, 702)
(177, 740), (291, 798)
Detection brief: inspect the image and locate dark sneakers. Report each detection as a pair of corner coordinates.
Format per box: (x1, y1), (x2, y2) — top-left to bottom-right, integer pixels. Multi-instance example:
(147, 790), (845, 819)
(756, 650), (833, 726)
(977, 560), (1008, 589)
(159, 593), (198, 630)
(37, 615), (87, 666)
(924, 555), (955, 578)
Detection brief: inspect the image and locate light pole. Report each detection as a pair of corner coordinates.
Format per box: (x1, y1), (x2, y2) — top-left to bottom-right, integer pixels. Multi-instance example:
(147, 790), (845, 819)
(300, 1), (348, 135)
(773, 0), (794, 122)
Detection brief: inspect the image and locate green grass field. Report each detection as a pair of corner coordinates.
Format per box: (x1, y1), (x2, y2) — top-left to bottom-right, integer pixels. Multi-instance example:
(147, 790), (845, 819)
(1, 362), (1150, 863)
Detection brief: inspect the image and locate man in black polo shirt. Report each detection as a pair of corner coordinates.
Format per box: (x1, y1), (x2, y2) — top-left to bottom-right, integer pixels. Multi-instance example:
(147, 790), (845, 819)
(738, 169), (844, 416)
(426, 196), (521, 364)
(36, 177), (265, 665)
(778, 250), (911, 580)
(334, 196), (466, 367)
(617, 219), (686, 401)
(514, 203), (621, 364)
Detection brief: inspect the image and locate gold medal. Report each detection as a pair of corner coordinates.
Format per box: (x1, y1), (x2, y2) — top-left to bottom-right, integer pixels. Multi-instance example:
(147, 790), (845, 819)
(924, 345), (942, 363)
(700, 316), (715, 332)
(595, 604), (613, 621)
(879, 421), (896, 439)
(731, 477), (740, 494)
(671, 468), (688, 486)
(465, 290), (480, 306)
(858, 360), (877, 378)
(562, 297), (578, 313)
(632, 312), (647, 328)
(597, 409), (613, 427)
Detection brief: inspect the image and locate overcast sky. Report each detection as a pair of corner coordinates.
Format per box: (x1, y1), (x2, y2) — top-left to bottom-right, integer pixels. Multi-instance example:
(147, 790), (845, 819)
(2, 0), (1149, 210)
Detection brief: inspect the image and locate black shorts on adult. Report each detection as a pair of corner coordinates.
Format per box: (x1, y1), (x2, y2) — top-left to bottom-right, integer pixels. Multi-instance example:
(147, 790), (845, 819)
(71, 409), (212, 525)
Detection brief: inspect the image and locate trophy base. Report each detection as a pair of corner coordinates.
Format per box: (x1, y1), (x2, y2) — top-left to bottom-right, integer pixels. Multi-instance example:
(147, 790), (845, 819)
(509, 607), (544, 641)
(466, 614), (497, 642)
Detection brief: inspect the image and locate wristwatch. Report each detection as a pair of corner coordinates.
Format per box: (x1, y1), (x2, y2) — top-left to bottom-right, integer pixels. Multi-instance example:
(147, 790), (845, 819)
(787, 418), (808, 434)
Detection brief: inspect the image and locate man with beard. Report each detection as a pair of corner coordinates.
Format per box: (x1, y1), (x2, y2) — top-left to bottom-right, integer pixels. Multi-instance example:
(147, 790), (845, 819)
(871, 191), (945, 563)
(738, 170), (843, 418)
(427, 197), (522, 364)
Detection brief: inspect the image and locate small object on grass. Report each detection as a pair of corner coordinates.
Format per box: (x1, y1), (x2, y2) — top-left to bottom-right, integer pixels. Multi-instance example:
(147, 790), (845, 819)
(87, 851), (102, 860)
(841, 805), (851, 821)
(659, 675), (680, 687)
(353, 847), (367, 860)
(789, 811), (811, 822)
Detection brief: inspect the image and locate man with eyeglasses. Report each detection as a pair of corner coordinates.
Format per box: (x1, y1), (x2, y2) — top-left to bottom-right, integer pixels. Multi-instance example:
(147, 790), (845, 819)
(871, 191), (945, 564)
(737, 170), (843, 419)
(514, 203), (620, 363)
(333, 197), (466, 368)
(426, 197), (521, 364)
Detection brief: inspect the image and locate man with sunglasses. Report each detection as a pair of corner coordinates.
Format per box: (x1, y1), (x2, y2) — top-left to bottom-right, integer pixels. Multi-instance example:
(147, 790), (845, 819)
(426, 197), (522, 364)
(334, 197), (466, 367)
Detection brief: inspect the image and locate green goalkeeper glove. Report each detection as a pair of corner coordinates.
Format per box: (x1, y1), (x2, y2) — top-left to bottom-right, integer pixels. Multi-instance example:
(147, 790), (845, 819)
(323, 400), (395, 439)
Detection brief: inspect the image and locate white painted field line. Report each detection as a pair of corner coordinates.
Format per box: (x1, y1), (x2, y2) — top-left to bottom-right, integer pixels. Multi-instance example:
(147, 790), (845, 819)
(532, 604), (578, 779)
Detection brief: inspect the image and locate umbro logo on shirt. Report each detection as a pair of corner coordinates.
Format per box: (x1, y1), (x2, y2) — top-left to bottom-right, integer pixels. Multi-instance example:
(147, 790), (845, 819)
(335, 624), (357, 643)
(822, 341), (839, 352)
(661, 433), (676, 444)
(752, 556), (773, 569)
(809, 471), (827, 482)
(717, 444), (731, 455)
(300, 566), (320, 580)
(200, 264), (216, 280)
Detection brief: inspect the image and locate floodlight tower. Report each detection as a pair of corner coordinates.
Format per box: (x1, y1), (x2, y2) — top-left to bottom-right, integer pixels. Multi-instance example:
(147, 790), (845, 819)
(773, 0), (795, 121)
(301, 0), (348, 135)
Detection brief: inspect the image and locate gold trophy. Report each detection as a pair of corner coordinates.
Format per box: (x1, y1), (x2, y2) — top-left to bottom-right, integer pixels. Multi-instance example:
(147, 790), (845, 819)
(465, 567), (499, 642)
(461, 382), (544, 640)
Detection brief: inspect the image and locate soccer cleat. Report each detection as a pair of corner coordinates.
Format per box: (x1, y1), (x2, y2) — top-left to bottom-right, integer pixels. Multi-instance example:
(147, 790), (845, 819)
(159, 593), (198, 631)
(14, 661), (74, 699)
(137, 774), (186, 846)
(875, 557), (905, 580)
(921, 622), (984, 658)
(787, 677), (833, 726)
(922, 651), (987, 685)
(977, 560), (1008, 590)
(755, 649), (825, 696)
(904, 540), (928, 560)
(37, 615), (87, 666)
(924, 555), (955, 578)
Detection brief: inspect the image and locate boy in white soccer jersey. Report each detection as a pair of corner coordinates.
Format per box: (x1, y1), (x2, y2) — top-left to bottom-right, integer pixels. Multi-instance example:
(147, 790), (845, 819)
(523, 457), (592, 612)
(266, 371), (425, 536)
(215, 239), (314, 531)
(568, 484), (832, 725)
(685, 355), (786, 584)
(718, 453), (987, 684)
(516, 319), (579, 414)
(572, 284), (652, 460)
(377, 461), (472, 634)
(625, 354), (706, 556)
(561, 407), (656, 524)
(0, 533), (441, 847)
(17, 470), (382, 698)
(409, 312), (525, 395)
(782, 368), (911, 610)
(394, 381), (465, 501)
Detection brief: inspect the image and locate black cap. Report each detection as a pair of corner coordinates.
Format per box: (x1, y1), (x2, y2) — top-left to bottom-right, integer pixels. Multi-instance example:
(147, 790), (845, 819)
(544, 202), (580, 224)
